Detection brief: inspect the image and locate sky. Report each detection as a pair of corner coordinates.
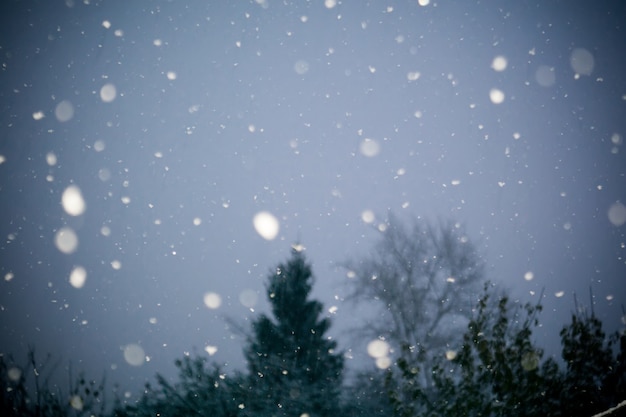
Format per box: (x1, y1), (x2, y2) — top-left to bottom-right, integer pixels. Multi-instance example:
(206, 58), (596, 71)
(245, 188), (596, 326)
(1, 0), (625, 400)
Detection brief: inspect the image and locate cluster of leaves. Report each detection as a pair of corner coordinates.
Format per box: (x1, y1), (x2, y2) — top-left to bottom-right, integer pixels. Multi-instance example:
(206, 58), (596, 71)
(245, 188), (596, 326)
(386, 283), (626, 417)
(0, 350), (106, 417)
(560, 306), (626, 416)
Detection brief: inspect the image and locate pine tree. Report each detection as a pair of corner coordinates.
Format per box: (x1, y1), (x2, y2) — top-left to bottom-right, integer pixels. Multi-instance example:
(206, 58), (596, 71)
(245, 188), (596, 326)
(243, 248), (344, 417)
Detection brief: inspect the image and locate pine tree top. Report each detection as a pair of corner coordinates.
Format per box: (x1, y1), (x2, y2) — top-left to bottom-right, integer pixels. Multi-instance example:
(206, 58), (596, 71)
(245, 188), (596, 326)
(244, 247), (344, 416)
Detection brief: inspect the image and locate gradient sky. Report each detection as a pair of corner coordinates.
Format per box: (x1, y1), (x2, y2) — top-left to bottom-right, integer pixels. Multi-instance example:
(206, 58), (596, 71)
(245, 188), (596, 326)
(1, 0), (625, 398)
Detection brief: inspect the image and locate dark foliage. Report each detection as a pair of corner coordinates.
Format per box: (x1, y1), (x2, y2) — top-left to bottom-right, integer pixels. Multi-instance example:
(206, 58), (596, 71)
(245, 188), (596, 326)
(113, 247), (344, 417)
(0, 350), (106, 417)
(6, 249), (624, 417)
(341, 368), (395, 417)
(560, 306), (626, 417)
(112, 355), (245, 417)
(385, 283), (626, 417)
(243, 248), (344, 417)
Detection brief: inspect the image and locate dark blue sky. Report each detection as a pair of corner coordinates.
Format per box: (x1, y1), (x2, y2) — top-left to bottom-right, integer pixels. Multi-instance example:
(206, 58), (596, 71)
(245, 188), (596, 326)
(1, 0), (625, 397)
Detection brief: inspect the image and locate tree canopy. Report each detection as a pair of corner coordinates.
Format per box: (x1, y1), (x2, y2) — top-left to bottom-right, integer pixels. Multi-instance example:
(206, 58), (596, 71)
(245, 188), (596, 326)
(244, 247), (344, 417)
(343, 214), (484, 382)
(386, 282), (626, 417)
(4, 242), (624, 417)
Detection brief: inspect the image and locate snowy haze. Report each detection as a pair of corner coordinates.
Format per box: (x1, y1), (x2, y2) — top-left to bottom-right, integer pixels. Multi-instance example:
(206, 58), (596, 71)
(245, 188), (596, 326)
(0, 0), (625, 398)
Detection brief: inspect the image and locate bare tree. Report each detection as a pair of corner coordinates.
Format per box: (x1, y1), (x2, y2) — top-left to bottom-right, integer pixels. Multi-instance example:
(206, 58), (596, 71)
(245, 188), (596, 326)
(343, 213), (484, 372)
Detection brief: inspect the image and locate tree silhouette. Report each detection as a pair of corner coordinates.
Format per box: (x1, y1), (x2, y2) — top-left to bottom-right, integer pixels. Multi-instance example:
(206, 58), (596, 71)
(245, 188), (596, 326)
(343, 214), (484, 387)
(114, 356), (245, 417)
(559, 301), (626, 417)
(384, 283), (626, 417)
(243, 247), (344, 417)
(0, 349), (106, 417)
(425, 284), (562, 417)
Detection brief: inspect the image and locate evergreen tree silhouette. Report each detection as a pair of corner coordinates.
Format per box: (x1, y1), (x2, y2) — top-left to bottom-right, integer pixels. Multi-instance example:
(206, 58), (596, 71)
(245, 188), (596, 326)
(243, 248), (343, 417)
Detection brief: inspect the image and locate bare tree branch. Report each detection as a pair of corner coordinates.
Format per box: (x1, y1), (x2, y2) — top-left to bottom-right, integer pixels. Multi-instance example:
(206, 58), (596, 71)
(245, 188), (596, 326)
(343, 213), (485, 373)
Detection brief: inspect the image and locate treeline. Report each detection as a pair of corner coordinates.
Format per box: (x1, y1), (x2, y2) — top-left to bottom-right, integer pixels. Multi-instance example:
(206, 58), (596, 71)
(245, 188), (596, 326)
(2, 216), (625, 417)
(386, 284), (626, 417)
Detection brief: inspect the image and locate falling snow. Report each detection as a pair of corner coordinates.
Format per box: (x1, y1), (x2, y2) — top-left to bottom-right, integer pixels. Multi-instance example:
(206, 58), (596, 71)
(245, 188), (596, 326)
(0, 1), (623, 411)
